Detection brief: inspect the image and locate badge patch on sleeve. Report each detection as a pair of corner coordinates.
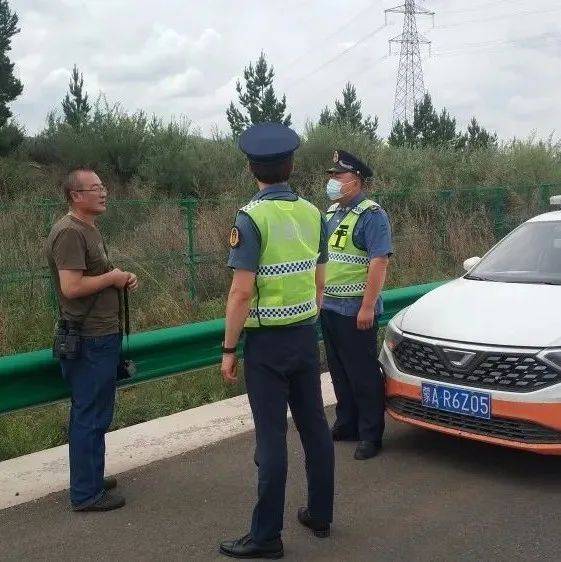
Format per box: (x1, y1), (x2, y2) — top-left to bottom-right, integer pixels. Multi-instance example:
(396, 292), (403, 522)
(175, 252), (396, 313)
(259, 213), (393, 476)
(229, 226), (241, 248)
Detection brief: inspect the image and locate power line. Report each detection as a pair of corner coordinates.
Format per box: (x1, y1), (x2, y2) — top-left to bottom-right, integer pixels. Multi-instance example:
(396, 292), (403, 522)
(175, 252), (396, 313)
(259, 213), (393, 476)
(283, 1), (378, 70)
(428, 5), (561, 31)
(423, 31), (558, 59)
(438, 0), (527, 17)
(285, 23), (386, 90)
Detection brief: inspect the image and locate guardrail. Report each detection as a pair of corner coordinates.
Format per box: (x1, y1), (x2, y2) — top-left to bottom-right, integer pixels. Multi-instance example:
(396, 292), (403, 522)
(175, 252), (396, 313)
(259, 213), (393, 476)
(0, 281), (446, 415)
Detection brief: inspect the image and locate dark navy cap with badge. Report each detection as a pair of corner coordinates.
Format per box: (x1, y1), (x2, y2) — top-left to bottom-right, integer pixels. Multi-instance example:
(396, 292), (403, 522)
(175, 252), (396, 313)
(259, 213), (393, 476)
(326, 149), (373, 179)
(239, 122), (300, 163)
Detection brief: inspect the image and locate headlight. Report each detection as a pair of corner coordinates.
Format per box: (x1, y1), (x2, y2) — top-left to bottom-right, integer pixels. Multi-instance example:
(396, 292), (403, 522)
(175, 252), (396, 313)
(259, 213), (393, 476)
(384, 320), (404, 352)
(538, 349), (561, 372)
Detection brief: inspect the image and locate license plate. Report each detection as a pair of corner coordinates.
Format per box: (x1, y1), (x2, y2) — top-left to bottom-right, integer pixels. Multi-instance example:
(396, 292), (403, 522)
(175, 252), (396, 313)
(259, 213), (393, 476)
(421, 383), (491, 420)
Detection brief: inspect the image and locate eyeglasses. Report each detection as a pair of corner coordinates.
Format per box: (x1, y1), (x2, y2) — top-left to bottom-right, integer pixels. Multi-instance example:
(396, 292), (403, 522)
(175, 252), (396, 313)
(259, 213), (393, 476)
(74, 185), (108, 194)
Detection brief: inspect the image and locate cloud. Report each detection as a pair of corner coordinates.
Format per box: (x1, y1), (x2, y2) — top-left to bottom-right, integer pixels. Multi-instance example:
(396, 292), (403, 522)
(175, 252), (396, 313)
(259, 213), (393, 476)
(8, 0), (561, 140)
(154, 68), (206, 99)
(92, 26), (221, 83)
(507, 95), (556, 119)
(42, 68), (71, 88)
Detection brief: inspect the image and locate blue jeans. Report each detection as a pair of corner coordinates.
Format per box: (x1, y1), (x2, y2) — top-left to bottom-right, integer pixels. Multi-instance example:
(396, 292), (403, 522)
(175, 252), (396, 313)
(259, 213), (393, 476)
(60, 333), (121, 507)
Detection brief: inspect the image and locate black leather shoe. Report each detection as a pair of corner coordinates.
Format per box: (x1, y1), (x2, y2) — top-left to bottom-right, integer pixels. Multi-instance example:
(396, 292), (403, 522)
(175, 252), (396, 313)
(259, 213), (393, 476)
(331, 428), (359, 442)
(297, 507), (330, 538)
(354, 440), (381, 460)
(73, 491), (126, 512)
(219, 534), (283, 559)
(103, 476), (117, 490)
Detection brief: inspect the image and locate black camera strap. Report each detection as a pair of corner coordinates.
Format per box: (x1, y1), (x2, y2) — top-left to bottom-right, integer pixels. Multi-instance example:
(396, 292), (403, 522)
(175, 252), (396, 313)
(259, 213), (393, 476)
(120, 286), (131, 354)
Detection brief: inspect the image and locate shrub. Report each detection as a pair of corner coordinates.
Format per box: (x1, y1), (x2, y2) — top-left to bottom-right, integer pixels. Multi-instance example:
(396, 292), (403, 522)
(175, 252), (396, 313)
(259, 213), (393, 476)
(0, 122), (25, 157)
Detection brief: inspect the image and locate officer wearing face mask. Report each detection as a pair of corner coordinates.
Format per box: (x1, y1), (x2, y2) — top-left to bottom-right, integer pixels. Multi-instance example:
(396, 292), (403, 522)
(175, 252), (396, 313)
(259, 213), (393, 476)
(321, 150), (392, 460)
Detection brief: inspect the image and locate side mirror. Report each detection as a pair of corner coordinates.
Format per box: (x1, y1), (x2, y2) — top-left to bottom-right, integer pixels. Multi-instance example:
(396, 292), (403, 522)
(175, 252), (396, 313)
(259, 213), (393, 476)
(550, 195), (561, 207)
(463, 256), (481, 272)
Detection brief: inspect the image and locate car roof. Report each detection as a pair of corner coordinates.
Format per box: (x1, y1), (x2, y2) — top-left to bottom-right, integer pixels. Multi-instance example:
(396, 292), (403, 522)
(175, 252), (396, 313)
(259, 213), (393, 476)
(526, 210), (561, 223)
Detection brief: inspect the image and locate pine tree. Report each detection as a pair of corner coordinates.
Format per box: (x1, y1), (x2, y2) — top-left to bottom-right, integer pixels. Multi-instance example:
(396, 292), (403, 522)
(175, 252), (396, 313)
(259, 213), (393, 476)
(226, 52), (291, 138)
(0, 0), (23, 128)
(465, 116), (497, 150)
(334, 83), (363, 129)
(388, 96), (499, 150)
(363, 115), (379, 142)
(318, 106), (332, 126)
(320, 82), (379, 140)
(62, 64), (91, 131)
(389, 94), (463, 148)
(411, 94), (439, 147)
(436, 108), (459, 148)
(388, 120), (406, 147)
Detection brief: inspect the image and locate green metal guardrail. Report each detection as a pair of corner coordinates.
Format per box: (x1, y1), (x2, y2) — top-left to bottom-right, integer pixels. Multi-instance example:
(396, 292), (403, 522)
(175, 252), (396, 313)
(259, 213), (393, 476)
(0, 281), (446, 415)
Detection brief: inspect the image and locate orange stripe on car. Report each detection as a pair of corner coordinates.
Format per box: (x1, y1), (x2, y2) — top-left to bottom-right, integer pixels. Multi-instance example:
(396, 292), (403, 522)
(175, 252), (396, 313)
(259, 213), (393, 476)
(385, 378), (561, 454)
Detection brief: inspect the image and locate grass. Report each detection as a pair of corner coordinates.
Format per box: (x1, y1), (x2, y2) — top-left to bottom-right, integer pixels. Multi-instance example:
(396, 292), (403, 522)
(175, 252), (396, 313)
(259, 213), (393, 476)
(1, 113), (561, 460)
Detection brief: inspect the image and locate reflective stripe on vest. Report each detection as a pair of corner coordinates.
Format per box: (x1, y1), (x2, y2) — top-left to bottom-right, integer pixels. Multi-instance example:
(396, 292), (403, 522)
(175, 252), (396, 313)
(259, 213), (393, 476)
(247, 298), (317, 320)
(240, 197), (321, 327)
(325, 199), (379, 298)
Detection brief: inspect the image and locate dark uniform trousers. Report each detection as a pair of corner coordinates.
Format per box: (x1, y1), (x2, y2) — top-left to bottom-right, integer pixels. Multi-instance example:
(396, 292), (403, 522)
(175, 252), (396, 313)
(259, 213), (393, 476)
(320, 309), (385, 443)
(244, 324), (335, 545)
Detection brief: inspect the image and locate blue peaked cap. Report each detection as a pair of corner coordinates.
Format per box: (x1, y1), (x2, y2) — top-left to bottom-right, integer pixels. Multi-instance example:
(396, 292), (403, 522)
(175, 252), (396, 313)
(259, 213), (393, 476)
(238, 122), (300, 163)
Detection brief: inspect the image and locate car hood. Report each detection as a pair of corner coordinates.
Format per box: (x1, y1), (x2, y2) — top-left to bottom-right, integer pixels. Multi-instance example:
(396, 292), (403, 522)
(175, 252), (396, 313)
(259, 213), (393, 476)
(401, 278), (561, 348)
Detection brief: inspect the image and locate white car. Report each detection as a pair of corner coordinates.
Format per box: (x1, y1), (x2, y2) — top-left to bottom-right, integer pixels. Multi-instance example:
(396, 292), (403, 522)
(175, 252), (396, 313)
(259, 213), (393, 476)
(380, 196), (561, 455)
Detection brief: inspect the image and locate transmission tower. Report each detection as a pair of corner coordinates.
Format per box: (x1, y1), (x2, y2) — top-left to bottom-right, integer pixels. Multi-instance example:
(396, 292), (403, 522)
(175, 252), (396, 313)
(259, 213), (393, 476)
(385, 0), (435, 124)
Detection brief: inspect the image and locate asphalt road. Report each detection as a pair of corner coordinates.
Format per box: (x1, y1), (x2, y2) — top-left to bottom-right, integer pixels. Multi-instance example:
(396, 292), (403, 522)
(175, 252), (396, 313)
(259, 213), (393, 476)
(1, 407), (560, 562)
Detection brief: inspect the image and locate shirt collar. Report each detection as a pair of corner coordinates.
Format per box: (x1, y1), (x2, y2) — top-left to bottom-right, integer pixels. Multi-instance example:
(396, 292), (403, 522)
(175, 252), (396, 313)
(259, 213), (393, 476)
(340, 192), (366, 211)
(252, 183), (293, 201)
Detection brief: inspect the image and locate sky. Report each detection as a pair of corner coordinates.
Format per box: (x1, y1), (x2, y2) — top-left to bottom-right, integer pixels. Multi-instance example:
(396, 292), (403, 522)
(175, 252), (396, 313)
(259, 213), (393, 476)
(8, 0), (561, 140)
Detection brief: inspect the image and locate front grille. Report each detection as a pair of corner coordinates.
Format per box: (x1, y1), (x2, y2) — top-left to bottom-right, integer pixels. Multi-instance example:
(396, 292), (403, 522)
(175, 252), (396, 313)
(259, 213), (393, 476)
(387, 397), (561, 444)
(393, 338), (561, 392)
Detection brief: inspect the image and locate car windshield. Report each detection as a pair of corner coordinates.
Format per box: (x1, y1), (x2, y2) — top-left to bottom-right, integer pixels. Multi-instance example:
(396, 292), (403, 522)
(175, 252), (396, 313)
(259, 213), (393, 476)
(466, 221), (561, 285)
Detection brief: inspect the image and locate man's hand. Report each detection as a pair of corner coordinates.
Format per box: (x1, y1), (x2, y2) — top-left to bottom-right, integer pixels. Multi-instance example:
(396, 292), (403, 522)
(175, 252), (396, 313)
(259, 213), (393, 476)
(111, 268), (132, 289)
(357, 305), (375, 330)
(126, 273), (139, 291)
(221, 354), (238, 384)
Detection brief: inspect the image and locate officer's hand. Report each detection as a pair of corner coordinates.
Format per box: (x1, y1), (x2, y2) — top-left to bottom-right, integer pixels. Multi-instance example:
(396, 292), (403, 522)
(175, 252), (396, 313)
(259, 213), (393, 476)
(111, 269), (132, 289)
(126, 273), (139, 292)
(221, 354), (238, 384)
(357, 306), (375, 331)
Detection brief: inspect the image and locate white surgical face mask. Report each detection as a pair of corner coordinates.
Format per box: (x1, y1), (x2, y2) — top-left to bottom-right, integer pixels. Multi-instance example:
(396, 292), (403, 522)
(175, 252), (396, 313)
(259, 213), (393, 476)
(326, 178), (355, 201)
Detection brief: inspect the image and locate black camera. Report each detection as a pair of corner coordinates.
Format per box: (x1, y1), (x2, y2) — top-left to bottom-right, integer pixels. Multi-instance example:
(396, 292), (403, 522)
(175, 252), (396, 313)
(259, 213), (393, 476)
(53, 319), (82, 360)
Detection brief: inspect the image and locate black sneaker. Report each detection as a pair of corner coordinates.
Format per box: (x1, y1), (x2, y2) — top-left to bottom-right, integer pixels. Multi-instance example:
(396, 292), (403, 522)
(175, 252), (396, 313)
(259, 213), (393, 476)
(73, 491), (126, 512)
(297, 507), (330, 538)
(354, 440), (382, 460)
(219, 534), (283, 559)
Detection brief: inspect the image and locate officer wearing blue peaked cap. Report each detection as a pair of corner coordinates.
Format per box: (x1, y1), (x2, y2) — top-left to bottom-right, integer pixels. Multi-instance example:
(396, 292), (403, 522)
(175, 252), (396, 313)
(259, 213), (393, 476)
(219, 122), (335, 559)
(321, 148), (392, 461)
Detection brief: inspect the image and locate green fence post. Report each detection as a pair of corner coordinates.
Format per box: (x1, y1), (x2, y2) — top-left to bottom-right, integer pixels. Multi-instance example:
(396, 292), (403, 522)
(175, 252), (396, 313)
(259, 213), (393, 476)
(39, 200), (58, 309)
(491, 187), (507, 239)
(181, 198), (197, 300)
(436, 189), (452, 271)
(538, 184), (551, 213)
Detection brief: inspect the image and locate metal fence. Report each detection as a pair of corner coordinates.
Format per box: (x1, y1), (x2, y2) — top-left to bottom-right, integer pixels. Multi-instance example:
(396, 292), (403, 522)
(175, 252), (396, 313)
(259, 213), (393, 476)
(0, 183), (559, 355)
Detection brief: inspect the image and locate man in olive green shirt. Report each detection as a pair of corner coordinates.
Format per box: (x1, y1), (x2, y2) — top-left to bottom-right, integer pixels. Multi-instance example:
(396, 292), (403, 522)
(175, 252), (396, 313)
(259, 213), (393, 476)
(46, 168), (137, 512)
